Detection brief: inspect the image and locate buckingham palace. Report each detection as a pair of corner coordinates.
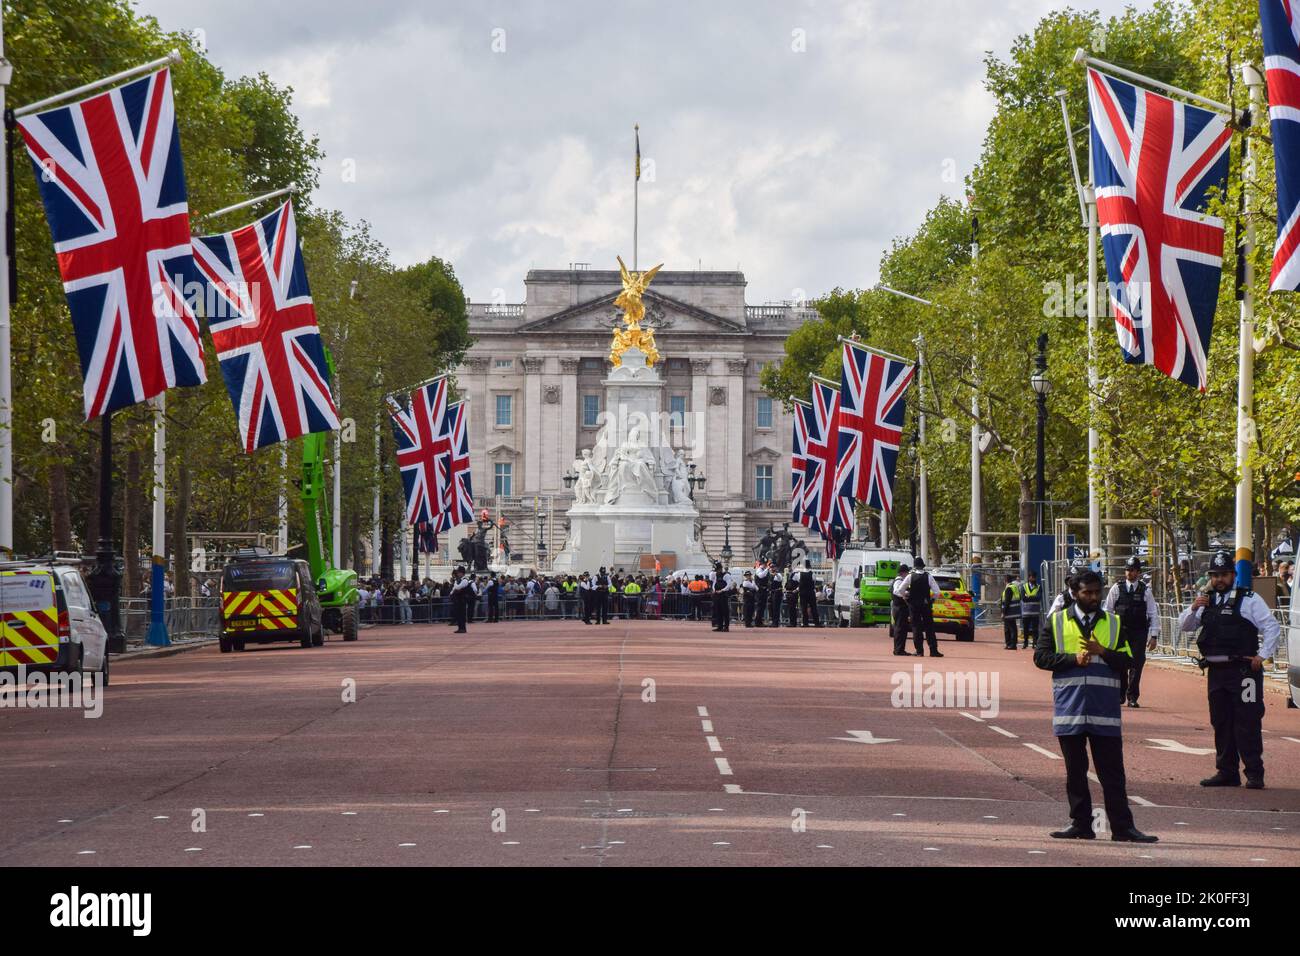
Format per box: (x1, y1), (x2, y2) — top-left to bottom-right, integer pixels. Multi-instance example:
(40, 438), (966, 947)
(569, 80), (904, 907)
(452, 265), (820, 567)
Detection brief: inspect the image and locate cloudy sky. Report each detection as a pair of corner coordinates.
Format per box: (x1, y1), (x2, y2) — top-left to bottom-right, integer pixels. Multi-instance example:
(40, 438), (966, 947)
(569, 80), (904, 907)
(137, 0), (1138, 304)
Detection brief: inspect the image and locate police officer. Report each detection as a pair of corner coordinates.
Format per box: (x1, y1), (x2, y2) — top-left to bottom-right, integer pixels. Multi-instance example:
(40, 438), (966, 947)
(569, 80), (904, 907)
(1104, 557), (1159, 706)
(486, 573), (501, 623)
(754, 561), (771, 627)
(1019, 571), (1042, 649)
(769, 570), (784, 626)
(799, 560), (820, 627)
(785, 568), (800, 627)
(594, 567), (611, 624)
(1047, 564), (1085, 615)
(906, 559), (944, 658)
(741, 571), (757, 627)
(1036, 569), (1157, 843)
(579, 572), (594, 624)
(1179, 550), (1281, 789)
(891, 564), (912, 656)
(1001, 573), (1022, 650)
(450, 566), (473, 633)
(710, 561), (732, 632)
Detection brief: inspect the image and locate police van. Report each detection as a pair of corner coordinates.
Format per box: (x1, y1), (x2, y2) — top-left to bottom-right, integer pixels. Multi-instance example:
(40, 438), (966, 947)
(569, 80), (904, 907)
(0, 556), (109, 684)
(219, 550), (323, 652)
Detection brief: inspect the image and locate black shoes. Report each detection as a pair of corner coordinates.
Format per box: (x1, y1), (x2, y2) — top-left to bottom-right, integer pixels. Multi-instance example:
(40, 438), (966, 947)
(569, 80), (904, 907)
(1245, 778), (1265, 790)
(1200, 773), (1241, 787)
(930, 651), (944, 658)
(1126, 701), (1140, 708)
(1111, 828), (1159, 843)
(893, 651), (912, 656)
(1049, 824), (1095, 840)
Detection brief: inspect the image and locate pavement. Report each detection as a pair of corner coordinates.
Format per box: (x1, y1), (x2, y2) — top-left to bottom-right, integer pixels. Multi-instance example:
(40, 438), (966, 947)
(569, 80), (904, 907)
(1, 618), (1297, 867)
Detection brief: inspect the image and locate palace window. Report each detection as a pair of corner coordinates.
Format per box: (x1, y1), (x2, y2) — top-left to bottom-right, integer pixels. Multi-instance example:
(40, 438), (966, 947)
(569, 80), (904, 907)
(756, 396), (773, 429)
(583, 394), (602, 427)
(495, 394), (513, 426)
(755, 465), (773, 501)
(494, 358), (513, 369)
(494, 463), (513, 497)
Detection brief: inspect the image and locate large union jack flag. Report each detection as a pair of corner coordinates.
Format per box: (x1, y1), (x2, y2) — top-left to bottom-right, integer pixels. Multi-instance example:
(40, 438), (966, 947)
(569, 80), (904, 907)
(389, 378), (451, 527)
(805, 379), (853, 533)
(1087, 68), (1233, 391)
(193, 200), (339, 452)
(835, 340), (915, 513)
(437, 400), (474, 532)
(17, 68), (206, 419)
(791, 399), (810, 527)
(1261, 1), (1300, 291)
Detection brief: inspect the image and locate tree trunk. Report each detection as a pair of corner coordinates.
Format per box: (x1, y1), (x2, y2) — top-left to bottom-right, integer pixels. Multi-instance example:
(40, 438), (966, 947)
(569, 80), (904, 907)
(49, 459), (73, 552)
(122, 449), (141, 596)
(380, 517), (393, 581)
(83, 437), (101, 552)
(174, 462), (191, 598)
(1194, 517), (1209, 552)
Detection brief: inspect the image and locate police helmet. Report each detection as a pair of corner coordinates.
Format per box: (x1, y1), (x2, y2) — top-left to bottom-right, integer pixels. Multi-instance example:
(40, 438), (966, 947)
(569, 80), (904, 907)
(1125, 556), (1142, 571)
(1208, 550), (1233, 573)
(913, 558), (925, 570)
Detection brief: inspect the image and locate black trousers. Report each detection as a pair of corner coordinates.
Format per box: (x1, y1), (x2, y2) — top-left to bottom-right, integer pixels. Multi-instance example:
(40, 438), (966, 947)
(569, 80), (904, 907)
(1058, 732), (1136, 833)
(786, 591), (799, 627)
(1020, 613), (1039, 647)
(800, 592), (818, 626)
(488, 596), (499, 623)
(1207, 663), (1265, 780)
(743, 591), (755, 627)
(891, 600), (911, 653)
(770, 592), (783, 626)
(452, 594), (468, 632)
(712, 591), (730, 629)
(909, 603), (939, 653)
(754, 585), (768, 625)
(580, 590), (592, 623)
(1003, 616), (1018, 648)
(594, 590), (609, 624)
(1118, 627), (1146, 702)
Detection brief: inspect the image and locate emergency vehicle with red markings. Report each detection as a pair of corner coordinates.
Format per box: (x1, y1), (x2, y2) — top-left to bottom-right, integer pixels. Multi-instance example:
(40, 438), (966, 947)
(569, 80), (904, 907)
(219, 550), (323, 653)
(0, 556), (109, 683)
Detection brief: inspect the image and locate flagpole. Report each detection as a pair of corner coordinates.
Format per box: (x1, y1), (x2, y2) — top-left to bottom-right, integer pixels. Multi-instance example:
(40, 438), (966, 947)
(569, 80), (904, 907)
(633, 123), (639, 272)
(145, 394), (169, 646)
(197, 183), (297, 223)
(970, 215), (983, 570)
(0, 17), (11, 557)
(278, 443), (289, 553)
(915, 333), (930, 567)
(836, 336), (913, 365)
(1072, 49), (1232, 116)
(14, 50), (182, 118)
(1235, 65), (1264, 589)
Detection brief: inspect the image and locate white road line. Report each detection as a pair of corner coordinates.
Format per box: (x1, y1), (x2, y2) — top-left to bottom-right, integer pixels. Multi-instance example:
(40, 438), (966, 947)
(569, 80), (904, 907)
(701, 719), (714, 732)
(398, 843), (416, 847)
(706, 735), (723, 753)
(988, 725), (1019, 738)
(715, 757), (734, 776)
(1130, 795), (1156, 807)
(723, 784), (743, 794)
(697, 706), (709, 717)
(959, 711), (985, 722)
(1024, 742), (1061, 760)
(1283, 737), (1300, 745)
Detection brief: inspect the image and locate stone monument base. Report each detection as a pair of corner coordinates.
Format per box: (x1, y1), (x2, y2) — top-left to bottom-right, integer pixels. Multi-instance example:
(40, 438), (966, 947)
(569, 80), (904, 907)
(551, 502), (710, 574)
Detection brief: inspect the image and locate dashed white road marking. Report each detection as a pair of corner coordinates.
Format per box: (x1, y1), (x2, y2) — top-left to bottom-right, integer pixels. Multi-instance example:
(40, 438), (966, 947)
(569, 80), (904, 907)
(816, 844), (834, 849)
(988, 725), (1019, 738)
(1283, 737), (1300, 745)
(58, 819), (73, 824)
(983, 815), (999, 819)
(398, 843), (416, 847)
(715, 758), (734, 776)
(706, 735), (723, 753)
(524, 809), (541, 813)
(248, 813), (264, 817)
(77, 850), (95, 855)
(1028, 850), (1047, 855)
(892, 812), (907, 817)
(341, 811), (357, 816)
(1023, 742), (1061, 760)
(183, 847), (201, 853)
(697, 706), (709, 717)
(712, 841), (730, 846)
(960, 711), (985, 722)
(153, 815), (169, 820)
(502, 841), (520, 846)
(434, 809), (450, 813)
(723, 784), (743, 794)
(1130, 795), (1156, 807)
(701, 719), (714, 732)
(708, 807), (725, 812)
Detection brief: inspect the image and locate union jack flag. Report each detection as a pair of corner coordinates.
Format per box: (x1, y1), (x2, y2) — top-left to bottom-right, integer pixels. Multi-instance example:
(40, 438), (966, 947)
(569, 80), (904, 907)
(791, 399), (811, 527)
(805, 379), (853, 533)
(388, 377), (450, 527)
(17, 68), (205, 419)
(193, 200), (339, 452)
(1087, 68), (1233, 390)
(437, 400), (474, 532)
(835, 341), (914, 513)
(1261, 1), (1300, 291)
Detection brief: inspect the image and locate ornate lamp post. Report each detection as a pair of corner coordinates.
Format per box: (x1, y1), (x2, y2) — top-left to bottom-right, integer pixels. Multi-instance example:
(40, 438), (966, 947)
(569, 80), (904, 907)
(721, 512), (733, 565)
(686, 460), (707, 500)
(1029, 333), (1051, 536)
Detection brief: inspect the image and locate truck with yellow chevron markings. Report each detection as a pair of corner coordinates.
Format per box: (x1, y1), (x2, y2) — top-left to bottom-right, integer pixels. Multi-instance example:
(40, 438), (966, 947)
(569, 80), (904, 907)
(219, 554), (323, 653)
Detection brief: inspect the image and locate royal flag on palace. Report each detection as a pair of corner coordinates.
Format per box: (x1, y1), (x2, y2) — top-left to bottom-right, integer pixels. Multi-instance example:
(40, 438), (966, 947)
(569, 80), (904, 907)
(1261, 0), (1300, 291)
(17, 68), (206, 419)
(437, 400), (474, 532)
(388, 377), (451, 528)
(835, 340), (914, 513)
(806, 378), (853, 534)
(791, 398), (811, 528)
(1087, 68), (1232, 391)
(193, 200), (340, 452)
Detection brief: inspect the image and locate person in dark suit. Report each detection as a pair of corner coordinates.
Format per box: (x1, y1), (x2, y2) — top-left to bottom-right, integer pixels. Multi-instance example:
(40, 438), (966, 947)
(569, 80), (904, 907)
(450, 567), (472, 633)
(798, 561), (820, 626)
(594, 567), (610, 624)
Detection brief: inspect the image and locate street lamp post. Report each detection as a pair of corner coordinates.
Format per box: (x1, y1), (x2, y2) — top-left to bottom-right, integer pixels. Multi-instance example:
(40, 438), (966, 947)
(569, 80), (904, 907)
(1029, 333), (1051, 536)
(721, 512), (733, 565)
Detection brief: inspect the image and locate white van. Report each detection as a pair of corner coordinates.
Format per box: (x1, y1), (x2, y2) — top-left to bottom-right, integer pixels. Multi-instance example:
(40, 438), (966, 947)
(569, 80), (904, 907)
(833, 548), (916, 626)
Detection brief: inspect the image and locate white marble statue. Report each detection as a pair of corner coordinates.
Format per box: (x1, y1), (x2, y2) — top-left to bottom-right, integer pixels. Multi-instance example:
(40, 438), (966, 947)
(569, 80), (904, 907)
(572, 450), (597, 504)
(604, 425), (660, 505)
(668, 454), (692, 505)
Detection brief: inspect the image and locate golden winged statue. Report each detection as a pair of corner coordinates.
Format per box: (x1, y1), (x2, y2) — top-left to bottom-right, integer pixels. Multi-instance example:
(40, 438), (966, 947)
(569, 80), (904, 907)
(610, 255), (664, 368)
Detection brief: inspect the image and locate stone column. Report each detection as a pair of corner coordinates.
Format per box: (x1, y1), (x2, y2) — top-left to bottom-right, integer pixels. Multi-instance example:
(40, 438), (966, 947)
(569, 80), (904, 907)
(690, 358), (711, 521)
(727, 358), (746, 499)
(523, 355), (544, 493)
(464, 357), (489, 506)
(560, 357), (579, 489)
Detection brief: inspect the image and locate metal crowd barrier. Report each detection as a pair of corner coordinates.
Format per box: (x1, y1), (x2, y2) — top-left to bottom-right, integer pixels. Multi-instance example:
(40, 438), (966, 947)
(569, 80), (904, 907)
(1152, 602), (1291, 668)
(121, 596), (222, 642)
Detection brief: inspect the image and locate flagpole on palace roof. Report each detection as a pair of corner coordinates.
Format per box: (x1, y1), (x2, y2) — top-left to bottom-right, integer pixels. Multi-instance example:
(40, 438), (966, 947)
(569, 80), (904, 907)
(633, 124), (640, 272)
(0, 16), (12, 555)
(1234, 66), (1264, 589)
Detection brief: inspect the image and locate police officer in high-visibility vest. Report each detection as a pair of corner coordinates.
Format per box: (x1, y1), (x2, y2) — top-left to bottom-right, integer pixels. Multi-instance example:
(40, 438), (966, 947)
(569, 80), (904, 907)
(1103, 557), (1159, 707)
(623, 578), (642, 619)
(1035, 568), (1157, 843)
(1001, 573), (1022, 650)
(1019, 571), (1042, 649)
(1179, 550), (1281, 789)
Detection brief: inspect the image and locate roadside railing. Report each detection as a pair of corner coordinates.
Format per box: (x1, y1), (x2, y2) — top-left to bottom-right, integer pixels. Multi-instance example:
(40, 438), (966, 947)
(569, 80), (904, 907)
(121, 596), (222, 642)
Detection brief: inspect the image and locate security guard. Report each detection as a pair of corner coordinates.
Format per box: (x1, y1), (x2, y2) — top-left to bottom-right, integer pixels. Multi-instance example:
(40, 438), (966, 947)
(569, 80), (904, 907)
(710, 561), (732, 631)
(450, 566), (473, 633)
(1020, 571), (1042, 649)
(769, 570), (784, 626)
(1103, 557), (1159, 707)
(891, 564), (912, 656)
(754, 561), (771, 627)
(906, 559), (944, 658)
(741, 571), (757, 627)
(593, 567), (611, 625)
(1178, 550), (1281, 789)
(1035, 568), (1157, 843)
(799, 560), (820, 626)
(623, 577), (642, 619)
(1001, 573), (1022, 650)
(785, 568), (800, 627)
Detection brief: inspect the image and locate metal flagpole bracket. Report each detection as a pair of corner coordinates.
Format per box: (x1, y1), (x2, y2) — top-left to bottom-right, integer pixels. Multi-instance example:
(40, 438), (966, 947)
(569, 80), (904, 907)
(197, 183), (298, 223)
(15, 51), (183, 118)
(1073, 48), (1233, 117)
(809, 373), (839, 387)
(876, 284), (935, 307)
(836, 336), (913, 365)
(384, 372), (449, 406)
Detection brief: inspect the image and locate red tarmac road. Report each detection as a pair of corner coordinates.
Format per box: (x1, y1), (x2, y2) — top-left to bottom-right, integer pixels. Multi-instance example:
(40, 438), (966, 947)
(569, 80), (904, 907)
(1, 619), (1297, 866)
